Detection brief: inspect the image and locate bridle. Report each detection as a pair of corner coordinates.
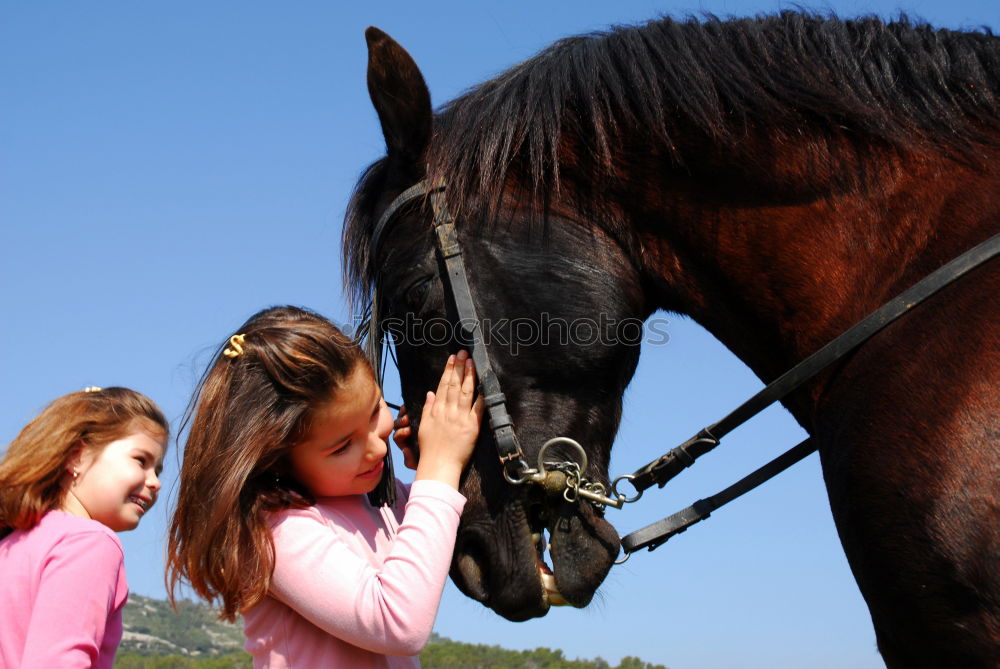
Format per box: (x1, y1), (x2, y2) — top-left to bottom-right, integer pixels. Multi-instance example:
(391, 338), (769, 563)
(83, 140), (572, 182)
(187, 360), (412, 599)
(366, 178), (1000, 559)
(368, 182), (527, 485)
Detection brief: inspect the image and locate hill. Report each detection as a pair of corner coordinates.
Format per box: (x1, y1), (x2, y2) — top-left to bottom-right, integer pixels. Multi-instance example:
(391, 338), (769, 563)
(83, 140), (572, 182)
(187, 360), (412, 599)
(119, 594), (244, 658)
(116, 595), (668, 668)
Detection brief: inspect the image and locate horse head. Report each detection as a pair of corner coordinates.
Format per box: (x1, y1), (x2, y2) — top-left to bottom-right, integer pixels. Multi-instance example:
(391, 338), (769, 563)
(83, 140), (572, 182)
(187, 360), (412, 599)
(347, 28), (651, 621)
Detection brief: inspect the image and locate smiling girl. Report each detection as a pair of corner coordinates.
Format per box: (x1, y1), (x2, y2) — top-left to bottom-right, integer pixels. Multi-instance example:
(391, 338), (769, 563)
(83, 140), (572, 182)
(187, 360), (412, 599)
(0, 386), (167, 668)
(167, 305), (483, 668)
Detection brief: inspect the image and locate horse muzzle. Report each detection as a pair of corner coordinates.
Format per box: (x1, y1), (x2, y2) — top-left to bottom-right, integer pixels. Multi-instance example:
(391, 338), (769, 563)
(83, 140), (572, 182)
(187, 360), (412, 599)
(450, 489), (619, 621)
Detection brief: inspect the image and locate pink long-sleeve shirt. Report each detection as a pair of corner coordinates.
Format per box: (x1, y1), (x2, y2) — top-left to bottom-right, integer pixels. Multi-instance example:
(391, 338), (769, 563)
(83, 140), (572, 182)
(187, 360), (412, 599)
(242, 479), (466, 668)
(0, 510), (128, 668)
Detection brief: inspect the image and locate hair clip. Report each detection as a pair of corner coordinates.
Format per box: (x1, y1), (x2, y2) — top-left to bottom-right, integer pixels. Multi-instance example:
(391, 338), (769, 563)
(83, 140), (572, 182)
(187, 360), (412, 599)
(82, 386), (102, 393)
(223, 334), (246, 358)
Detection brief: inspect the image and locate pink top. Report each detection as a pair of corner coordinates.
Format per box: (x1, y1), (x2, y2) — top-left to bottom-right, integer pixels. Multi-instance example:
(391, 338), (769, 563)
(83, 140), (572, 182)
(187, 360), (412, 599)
(242, 479), (466, 669)
(0, 510), (128, 668)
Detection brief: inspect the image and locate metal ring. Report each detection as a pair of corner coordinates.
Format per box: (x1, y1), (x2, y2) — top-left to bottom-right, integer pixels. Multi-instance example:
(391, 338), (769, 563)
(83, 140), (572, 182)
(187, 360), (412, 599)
(613, 545), (631, 566)
(503, 462), (539, 485)
(537, 437), (589, 474)
(611, 474), (643, 504)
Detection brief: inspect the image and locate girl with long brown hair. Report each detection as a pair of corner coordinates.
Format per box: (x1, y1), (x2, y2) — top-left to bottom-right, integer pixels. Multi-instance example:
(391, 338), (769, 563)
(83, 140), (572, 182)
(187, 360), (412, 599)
(0, 386), (168, 668)
(167, 305), (483, 668)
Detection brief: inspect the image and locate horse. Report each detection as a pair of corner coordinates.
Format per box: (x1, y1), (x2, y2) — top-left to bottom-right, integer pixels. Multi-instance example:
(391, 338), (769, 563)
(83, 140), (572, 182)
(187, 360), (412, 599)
(343, 12), (1000, 667)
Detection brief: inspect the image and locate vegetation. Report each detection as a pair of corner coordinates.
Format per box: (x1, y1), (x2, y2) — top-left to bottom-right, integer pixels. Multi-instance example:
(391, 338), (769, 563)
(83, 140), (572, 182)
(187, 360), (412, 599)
(115, 651), (251, 669)
(420, 635), (668, 669)
(120, 594), (243, 658)
(116, 596), (668, 668)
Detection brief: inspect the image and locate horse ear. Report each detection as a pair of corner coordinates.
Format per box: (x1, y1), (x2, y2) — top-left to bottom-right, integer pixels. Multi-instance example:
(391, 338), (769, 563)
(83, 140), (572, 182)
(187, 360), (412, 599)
(365, 27), (432, 164)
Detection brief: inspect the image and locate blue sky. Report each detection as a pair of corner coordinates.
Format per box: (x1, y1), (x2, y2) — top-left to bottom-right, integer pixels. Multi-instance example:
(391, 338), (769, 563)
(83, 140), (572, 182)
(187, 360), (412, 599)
(2, 2), (996, 668)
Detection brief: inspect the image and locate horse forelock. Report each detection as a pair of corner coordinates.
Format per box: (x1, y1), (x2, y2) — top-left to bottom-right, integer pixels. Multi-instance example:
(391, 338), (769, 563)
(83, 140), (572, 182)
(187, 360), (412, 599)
(344, 11), (1000, 311)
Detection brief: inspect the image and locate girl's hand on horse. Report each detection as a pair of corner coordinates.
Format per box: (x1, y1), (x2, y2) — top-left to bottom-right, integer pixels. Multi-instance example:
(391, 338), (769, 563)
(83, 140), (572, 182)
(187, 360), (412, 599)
(414, 350), (484, 489)
(392, 405), (418, 470)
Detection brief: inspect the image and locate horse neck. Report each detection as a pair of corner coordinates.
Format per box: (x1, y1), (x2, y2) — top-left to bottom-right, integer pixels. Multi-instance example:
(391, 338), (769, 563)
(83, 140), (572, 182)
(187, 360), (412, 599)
(625, 136), (1000, 424)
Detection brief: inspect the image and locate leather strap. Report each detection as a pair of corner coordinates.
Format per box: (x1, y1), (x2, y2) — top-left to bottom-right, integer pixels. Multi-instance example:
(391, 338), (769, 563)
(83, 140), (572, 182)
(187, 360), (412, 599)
(621, 230), (1000, 553)
(621, 438), (816, 553)
(628, 230), (1000, 494)
(429, 190), (526, 469)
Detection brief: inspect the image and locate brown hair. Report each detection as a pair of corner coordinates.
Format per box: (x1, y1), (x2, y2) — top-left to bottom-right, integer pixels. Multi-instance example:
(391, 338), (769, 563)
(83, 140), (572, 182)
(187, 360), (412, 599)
(166, 305), (373, 621)
(0, 387), (168, 538)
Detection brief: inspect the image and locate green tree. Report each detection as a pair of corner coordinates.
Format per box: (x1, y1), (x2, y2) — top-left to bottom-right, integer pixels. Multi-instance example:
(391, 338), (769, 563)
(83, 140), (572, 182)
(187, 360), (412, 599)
(615, 656), (668, 669)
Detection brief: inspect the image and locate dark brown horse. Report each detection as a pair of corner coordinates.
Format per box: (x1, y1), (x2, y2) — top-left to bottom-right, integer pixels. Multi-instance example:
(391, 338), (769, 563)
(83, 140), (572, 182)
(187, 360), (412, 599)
(344, 13), (1000, 667)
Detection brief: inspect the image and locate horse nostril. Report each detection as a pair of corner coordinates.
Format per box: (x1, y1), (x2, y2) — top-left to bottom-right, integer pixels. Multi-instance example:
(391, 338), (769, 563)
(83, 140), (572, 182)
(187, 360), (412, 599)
(526, 501), (549, 528)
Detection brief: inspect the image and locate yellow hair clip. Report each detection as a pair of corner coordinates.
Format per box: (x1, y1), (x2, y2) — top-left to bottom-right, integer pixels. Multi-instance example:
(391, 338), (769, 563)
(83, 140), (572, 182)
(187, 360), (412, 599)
(82, 386), (102, 393)
(223, 334), (246, 359)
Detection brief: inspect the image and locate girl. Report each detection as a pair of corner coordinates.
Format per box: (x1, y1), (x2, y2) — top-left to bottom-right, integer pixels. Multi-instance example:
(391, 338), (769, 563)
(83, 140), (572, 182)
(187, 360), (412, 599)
(167, 305), (483, 668)
(0, 386), (168, 668)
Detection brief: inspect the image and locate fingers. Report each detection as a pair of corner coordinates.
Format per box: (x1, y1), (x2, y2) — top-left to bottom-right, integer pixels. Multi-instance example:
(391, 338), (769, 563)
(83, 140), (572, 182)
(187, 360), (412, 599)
(402, 448), (418, 470)
(435, 354), (456, 401)
(445, 350), (467, 406)
(459, 356), (476, 407)
(471, 393), (485, 422)
(394, 442), (418, 470)
(413, 353), (483, 485)
(444, 351), (477, 413)
(392, 424), (412, 447)
(431, 351), (475, 411)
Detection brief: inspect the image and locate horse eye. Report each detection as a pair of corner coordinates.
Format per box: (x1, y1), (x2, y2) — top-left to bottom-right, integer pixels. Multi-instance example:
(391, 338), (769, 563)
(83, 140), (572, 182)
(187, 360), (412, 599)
(404, 277), (432, 311)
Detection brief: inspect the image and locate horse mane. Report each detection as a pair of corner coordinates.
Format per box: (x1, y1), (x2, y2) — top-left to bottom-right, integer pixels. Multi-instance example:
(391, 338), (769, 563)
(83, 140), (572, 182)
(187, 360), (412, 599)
(344, 11), (1000, 308)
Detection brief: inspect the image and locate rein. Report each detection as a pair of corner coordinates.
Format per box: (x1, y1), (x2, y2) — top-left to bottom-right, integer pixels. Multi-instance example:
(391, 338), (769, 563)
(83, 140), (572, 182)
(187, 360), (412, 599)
(367, 178), (1000, 559)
